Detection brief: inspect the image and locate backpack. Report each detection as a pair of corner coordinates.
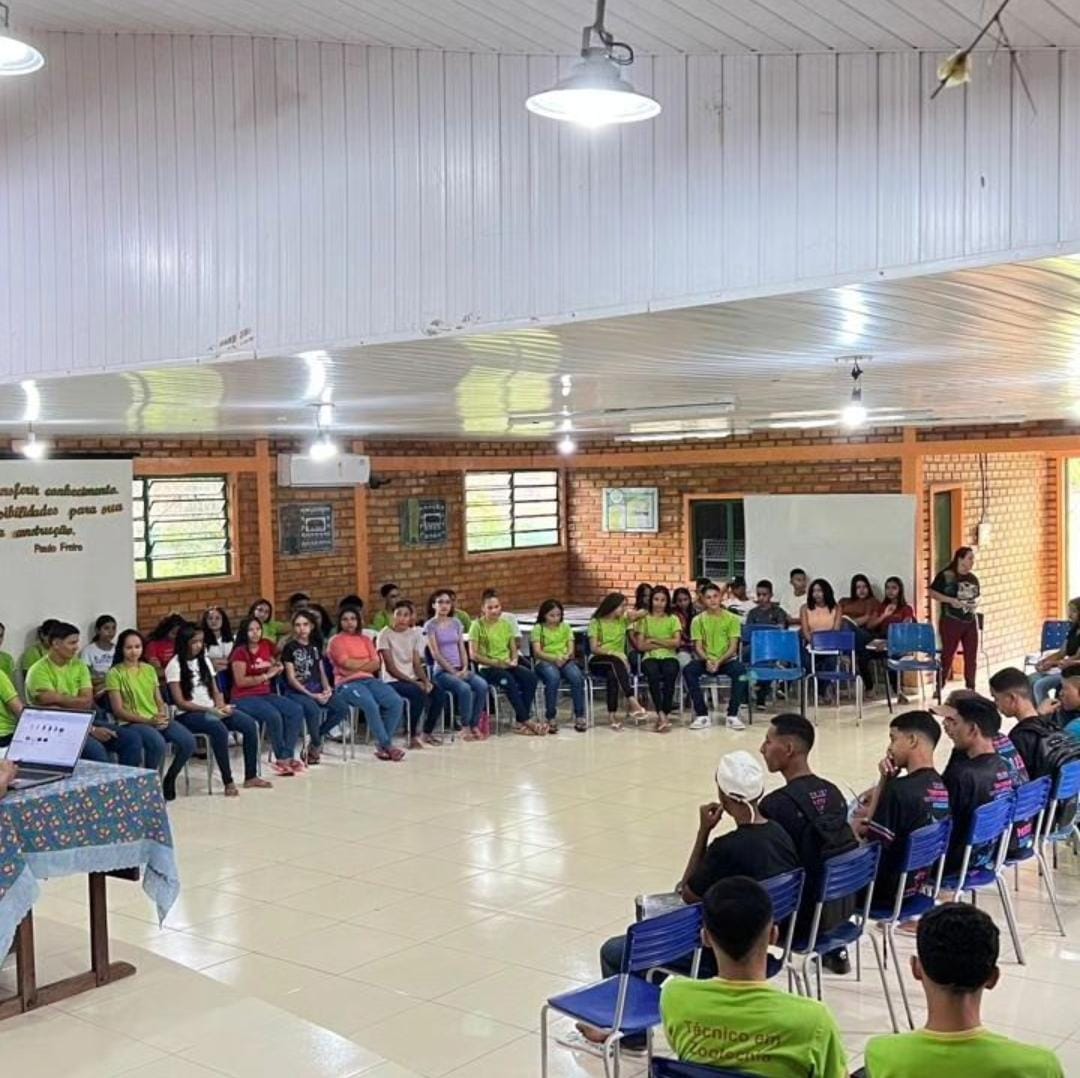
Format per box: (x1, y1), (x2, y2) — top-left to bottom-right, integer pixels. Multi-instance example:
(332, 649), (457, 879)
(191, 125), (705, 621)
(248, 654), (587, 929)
(1027, 716), (1080, 784)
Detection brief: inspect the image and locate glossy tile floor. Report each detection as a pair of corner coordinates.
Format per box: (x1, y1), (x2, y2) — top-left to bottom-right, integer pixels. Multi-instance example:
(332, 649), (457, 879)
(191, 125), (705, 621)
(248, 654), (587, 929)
(5, 694), (1080, 1077)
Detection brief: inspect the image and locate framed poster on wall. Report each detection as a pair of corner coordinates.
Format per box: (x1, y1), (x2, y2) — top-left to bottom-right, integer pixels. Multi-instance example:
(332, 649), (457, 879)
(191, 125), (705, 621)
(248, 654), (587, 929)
(603, 487), (659, 533)
(279, 503), (335, 556)
(400, 498), (448, 546)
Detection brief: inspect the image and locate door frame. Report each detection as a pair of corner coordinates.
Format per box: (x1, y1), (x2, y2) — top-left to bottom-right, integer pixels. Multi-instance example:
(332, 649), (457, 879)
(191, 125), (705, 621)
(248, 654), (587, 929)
(683, 493), (747, 583)
(928, 484), (965, 582)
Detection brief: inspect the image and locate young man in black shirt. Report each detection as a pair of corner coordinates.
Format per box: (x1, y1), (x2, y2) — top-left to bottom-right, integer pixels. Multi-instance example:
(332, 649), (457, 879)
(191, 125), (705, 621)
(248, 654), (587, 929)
(858, 710), (950, 908)
(759, 713), (857, 972)
(989, 666), (1080, 782)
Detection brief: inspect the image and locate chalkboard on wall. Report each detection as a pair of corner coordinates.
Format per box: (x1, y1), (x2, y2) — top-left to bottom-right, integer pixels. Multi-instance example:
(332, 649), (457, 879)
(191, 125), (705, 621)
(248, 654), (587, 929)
(400, 498), (448, 546)
(280, 503), (335, 556)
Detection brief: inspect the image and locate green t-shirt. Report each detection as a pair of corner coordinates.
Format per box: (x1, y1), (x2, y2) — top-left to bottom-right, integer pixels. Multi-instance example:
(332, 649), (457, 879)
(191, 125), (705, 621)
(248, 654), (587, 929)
(691, 610), (742, 661)
(531, 621), (573, 661)
(0, 651), (14, 681)
(455, 609), (472, 631)
(589, 615), (630, 657)
(19, 642), (46, 674)
(261, 619), (288, 643)
(25, 655), (92, 705)
(470, 617), (515, 663)
(864, 1028), (1063, 1078)
(104, 662), (161, 720)
(0, 669), (20, 738)
(370, 610), (392, 633)
(639, 614), (682, 660)
(661, 978), (846, 1078)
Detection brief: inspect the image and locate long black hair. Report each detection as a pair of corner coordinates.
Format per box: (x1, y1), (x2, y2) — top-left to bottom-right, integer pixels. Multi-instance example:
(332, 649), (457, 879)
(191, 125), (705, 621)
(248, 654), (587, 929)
(291, 608), (324, 651)
(947, 547), (975, 574)
(337, 605), (363, 633)
(849, 574), (875, 601)
(149, 613), (186, 642)
(650, 585), (672, 615)
(200, 605), (233, 647)
(112, 628), (147, 667)
(592, 592), (627, 620)
(234, 616), (265, 653)
(806, 578), (837, 611)
(427, 589), (453, 620)
(884, 576), (908, 608)
(248, 598), (274, 621)
(633, 583), (653, 610)
(536, 598), (564, 625)
(174, 623), (215, 704)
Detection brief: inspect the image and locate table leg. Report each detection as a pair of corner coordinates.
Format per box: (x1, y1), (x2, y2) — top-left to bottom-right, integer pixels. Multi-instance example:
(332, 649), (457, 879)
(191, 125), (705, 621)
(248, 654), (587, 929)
(0, 914), (38, 1019)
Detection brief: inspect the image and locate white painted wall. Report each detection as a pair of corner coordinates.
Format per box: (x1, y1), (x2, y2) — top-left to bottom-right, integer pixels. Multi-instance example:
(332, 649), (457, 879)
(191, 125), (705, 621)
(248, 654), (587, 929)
(1, 34), (1078, 381)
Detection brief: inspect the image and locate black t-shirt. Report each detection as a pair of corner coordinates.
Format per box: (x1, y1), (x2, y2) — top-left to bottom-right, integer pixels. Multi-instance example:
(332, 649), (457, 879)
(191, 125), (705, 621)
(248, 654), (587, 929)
(759, 774), (850, 851)
(685, 820), (800, 900)
(866, 768), (950, 907)
(942, 752), (1013, 868)
(281, 640), (322, 692)
(930, 568), (979, 622)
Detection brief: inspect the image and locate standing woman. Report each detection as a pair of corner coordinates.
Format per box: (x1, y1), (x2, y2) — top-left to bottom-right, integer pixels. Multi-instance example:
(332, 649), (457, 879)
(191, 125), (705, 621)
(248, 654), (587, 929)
(929, 547), (980, 691)
(81, 614), (118, 704)
(632, 585), (681, 733)
(425, 590), (489, 740)
(230, 616), (305, 776)
(671, 587), (695, 667)
(587, 593), (651, 730)
(200, 606), (235, 672)
(166, 623), (270, 795)
(531, 599), (587, 733)
(281, 609), (334, 763)
(470, 593), (542, 735)
(801, 579), (843, 702)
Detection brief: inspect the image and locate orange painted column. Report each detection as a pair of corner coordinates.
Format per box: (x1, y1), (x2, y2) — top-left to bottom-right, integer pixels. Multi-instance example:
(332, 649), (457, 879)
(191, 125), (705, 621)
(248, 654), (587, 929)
(353, 440), (370, 601)
(900, 428), (926, 620)
(254, 439), (276, 607)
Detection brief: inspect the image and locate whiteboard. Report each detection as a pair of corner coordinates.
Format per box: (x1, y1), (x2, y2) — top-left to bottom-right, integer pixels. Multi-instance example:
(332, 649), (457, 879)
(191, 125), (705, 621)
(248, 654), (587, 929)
(744, 494), (917, 608)
(0, 460), (136, 676)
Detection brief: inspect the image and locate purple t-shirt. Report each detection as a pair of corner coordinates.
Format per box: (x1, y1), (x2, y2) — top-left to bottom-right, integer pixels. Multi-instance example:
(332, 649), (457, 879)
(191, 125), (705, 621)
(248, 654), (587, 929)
(424, 616), (467, 671)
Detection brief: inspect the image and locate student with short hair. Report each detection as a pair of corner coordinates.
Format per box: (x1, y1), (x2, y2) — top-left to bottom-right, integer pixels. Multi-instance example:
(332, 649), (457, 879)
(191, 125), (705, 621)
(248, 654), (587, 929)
(425, 590), (489, 740)
(106, 629), (193, 798)
(326, 605), (406, 761)
(230, 616), (306, 776)
(200, 605), (234, 671)
(249, 598), (288, 644)
(1030, 597), (1080, 705)
(167, 623), (269, 795)
(858, 710), (950, 909)
(281, 609), (334, 763)
(587, 592), (650, 730)
(781, 568), (810, 626)
(863, 902), (1063, 1076)
(378, 599), (446, 749)
(531, 599), (587, 733)
(693, 577), (714, 614)
(369, 583), (402, 633)
(286, 591), (310, 616)
(1056, 672), (1080, 740)
(471, 591), (543, 735)
(0, 622), (13, 681)
(725, 576), (755, 616)
(661, 876), (847, 1077)
(745, 579), (789, 707)
(929, 546), (980, 691)
(632, 585), (682, 733)
(684, 582), (747, 731)
(0, 666), (23, 748)
(81, 614), (117, 701)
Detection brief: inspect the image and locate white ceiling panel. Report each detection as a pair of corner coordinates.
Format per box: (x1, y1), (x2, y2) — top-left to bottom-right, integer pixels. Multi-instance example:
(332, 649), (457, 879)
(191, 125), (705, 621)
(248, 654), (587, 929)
(14, 0), (1080, 52)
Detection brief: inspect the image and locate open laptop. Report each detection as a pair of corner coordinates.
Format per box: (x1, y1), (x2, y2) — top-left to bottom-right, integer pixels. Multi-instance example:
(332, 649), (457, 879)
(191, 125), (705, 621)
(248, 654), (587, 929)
(4, 708), (94, 790)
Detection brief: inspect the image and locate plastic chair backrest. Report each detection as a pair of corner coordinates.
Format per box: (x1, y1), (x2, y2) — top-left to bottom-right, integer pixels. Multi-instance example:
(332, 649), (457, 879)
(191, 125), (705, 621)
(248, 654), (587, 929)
(810, 629), (855, 653)
(362, 627), (379, 640)
(1012, 777), (1052, 825)
(624, 904), (703, 975)
(750, 629), (802, 666)
(1041, 619), (1072, 651)
(651, 1060), (753, 1078)
(760, 868), (804, 923)
(901, 818), (953, 874)
(820, 843), (881, 903)
(1054, 759), (1080, 802)
(967, 794), (1015, 847)
(887, 622), (936, 658)
(740, 622), (781, 644)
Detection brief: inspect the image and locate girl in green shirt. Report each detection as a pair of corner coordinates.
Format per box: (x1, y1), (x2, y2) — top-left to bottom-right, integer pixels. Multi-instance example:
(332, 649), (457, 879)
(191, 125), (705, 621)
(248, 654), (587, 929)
(587, 592), (651, 730)
(631, 585), (682, 733)
(531, 599), (587, 733)
(470, 591), (542, 734)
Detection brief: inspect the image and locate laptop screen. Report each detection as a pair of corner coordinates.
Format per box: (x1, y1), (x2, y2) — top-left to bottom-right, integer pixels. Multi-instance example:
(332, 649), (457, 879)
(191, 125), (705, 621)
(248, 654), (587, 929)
(8, 708), (94, 770)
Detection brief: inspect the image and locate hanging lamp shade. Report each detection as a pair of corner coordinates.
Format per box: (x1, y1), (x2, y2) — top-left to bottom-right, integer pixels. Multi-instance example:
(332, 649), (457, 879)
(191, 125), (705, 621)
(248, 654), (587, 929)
(526, 50), (660, 127)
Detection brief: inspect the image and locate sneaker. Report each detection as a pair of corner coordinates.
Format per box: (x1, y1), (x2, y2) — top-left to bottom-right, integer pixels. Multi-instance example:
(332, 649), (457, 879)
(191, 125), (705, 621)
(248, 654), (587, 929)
(821, 948), (851, 975)
(688, 715), (710, 730)
(726, 715), (747, 731)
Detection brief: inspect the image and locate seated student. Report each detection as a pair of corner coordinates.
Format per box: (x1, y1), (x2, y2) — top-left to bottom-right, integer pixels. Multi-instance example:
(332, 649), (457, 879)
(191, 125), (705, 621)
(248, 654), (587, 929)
(744, 579), (789, 708)
(631, 585), (682, 734)
(446, 589), (472, 631)
(326, 605), (406, 761)
(863, 902), (1063, 1077)
(661, 876), (847, 1078)
(857, 710), (950, 909)
(671, 587), (695, 666)
(471, 591), (543, 735)
(425, 590), (489, 740)
(19, 618), (56, 676)
(633, 581), (653, 612)
(725, 576), (756, 616)
(801, 578), (844, 701)
(587, 592), (651, 730)
(684, 582), (748, 731)
(200, 605), (235, 672)
(106, 629), (195, 799)
(583, 751), (800, 1054)
(230, 616), (306, 776)
(378, 599), (446, 749)
(531, 599), (587, 733)
(286, 591), (311, 617)
(24, 620), (134, 765)
(338, 593), (365, 615)
(1055, 672), (1080, 739)
(1030, 597), (1080, 705)
(693, 577), (714, 615)
(281, 609), (334, 763)
(865, 576), (916, 701)
(369, 582), (401, 633)
(0, 665), (22, 747)
(0, 622), (13, 681)
(166, 623), (270, 795)
(781, 568), (810, 627)
(144, 613), (186, 678)
(248, 598), (288, 645)
(759, 713), (857, 973)
(840, 574), (880, 691)
(81, 614), (118, 703)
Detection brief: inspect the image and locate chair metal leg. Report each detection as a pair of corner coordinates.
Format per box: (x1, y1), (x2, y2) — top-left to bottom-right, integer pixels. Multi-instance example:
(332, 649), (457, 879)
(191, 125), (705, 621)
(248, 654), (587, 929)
(995, 877), (1026, 964)
(1036, 844), (1067, 936)
(855, 935), (862, 982)
(869, 931), (899, 1033)
(887, 923), (916, 1029)
(856, 675), (863, 726)
(539, 1003), (549, 1078)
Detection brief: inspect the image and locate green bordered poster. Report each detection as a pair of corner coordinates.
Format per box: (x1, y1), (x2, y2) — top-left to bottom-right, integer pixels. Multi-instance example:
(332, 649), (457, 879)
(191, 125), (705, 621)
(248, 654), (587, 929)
(602, 487), (659, 533)
(279, 503), (334, 556)
(400, 498), (448, 546)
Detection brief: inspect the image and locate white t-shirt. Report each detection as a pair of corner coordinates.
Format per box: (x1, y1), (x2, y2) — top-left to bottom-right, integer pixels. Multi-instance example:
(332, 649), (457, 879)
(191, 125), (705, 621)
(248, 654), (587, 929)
(376, 626), (423, 683)
(204, 639), (232, 664)
(81, 642), (114, 677)
(164, 655), (216, 710)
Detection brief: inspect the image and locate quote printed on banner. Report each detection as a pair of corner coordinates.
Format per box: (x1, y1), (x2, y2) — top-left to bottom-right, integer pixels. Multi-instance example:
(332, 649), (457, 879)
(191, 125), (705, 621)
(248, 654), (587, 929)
(0, 480), (126, 556)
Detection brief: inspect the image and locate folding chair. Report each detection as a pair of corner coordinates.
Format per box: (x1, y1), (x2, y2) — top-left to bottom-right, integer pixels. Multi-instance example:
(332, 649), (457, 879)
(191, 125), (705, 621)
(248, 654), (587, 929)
(883, 623), (941, 713)
(808, 629), (862, 725)
(941, 794), (1023, 963)
(540, 904), (703, 1078)
(1024, 619), (1071, 672)
(867, 818), (952, 1031)
(1038, 760), (1080, 936)
(746, 630), (805, 724)
(760, 868), (804, 987)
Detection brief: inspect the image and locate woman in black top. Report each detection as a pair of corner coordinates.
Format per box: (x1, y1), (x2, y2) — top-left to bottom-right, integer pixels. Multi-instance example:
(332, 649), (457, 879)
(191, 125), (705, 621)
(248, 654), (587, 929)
(929, 547), (980, 691)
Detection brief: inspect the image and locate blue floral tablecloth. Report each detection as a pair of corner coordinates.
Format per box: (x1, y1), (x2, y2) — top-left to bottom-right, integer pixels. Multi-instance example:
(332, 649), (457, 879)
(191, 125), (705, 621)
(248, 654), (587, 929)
(0, 761), (180, 958)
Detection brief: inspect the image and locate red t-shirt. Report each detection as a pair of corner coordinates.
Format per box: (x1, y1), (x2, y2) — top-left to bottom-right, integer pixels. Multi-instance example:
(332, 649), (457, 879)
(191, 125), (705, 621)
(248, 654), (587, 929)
(874, 603), (915, 634)
(229, 640), (276, 698)
(327, 632), (377, 686)
(145, 638), (176, 670)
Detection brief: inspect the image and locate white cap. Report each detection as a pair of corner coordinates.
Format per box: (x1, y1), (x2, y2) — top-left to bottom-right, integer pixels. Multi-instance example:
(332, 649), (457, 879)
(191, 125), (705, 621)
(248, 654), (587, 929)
(715, 750), (765, 803)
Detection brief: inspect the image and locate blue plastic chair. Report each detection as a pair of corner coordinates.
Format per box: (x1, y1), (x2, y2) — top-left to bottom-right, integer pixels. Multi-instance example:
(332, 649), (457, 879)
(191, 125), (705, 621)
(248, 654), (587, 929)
(760, 868), (804, 985)
(746, 630), (805, 722)
(541, 904), (703, 1078)
(808, 629), (862, 726)
(1004, 777), (1057, 931)
(789, 843), (880, 1002)
(651, 1060), (755, 1077)
(1025, 619), (1072, 671)
(1039, 760), (1080, 937)
(884, 622), (941, 711)
(941, 794), (1023, 962)
(867, 818), (952, 1031)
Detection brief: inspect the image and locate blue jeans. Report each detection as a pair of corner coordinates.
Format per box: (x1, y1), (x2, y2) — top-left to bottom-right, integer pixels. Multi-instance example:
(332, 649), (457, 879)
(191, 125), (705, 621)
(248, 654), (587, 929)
(1032, 671), (1064, 706)
(114, 722), (167, 770)
(177, 710), (260, 784)
(234, 694), (304, 760)
(535, 660), (586, 721)
(388, 679), (447, 736)
(329, 678), (404, 749)
(479, 665), (538, 725)
(683, 658), (747, 717)
(284, 691), (336, 747)
(433, 670), (489, 728)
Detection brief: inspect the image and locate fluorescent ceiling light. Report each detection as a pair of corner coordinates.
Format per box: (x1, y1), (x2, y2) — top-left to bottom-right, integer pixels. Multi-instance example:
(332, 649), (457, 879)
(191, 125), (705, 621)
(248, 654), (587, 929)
(19, 430), (47, 459)
(20, 379), (40, 422)
(557, 434), (577, 454)
(308, 432), (338, 461)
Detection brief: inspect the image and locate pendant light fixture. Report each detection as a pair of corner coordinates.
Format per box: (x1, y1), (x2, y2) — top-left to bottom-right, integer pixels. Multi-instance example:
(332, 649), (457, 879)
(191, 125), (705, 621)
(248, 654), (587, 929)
(0, 3), (43, 77)
(525, 0), (659, 127)
(841, 357), (869, 429)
